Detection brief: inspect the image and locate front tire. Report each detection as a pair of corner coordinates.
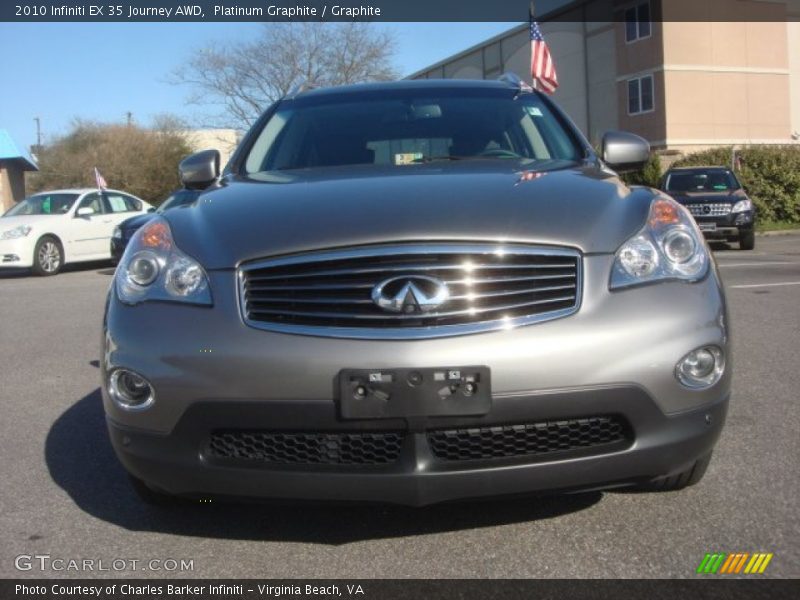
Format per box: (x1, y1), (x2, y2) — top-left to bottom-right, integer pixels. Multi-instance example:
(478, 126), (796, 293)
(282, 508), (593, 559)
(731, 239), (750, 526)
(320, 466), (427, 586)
(32, 236), (63, 276)
(739, 230), (755, 250)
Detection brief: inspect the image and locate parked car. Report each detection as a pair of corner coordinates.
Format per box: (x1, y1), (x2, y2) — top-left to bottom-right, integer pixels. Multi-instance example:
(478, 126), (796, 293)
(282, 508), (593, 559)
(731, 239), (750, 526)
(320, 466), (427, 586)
(111, 188), (200, 263)
(103, 77), (730, 506)
(0, 188), (152, 275)
(660, 166), (756, 250)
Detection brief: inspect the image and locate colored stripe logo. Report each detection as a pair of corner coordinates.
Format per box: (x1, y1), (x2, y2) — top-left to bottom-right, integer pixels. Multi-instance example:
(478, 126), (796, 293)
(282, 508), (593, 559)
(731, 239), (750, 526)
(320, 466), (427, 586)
(697, 552), (774, 574)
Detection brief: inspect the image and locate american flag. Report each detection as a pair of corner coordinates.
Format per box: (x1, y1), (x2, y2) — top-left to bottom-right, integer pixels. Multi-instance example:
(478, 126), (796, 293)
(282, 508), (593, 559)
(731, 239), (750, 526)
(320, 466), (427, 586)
(94, 167), (108, 190)
(530, 19), (558, 94)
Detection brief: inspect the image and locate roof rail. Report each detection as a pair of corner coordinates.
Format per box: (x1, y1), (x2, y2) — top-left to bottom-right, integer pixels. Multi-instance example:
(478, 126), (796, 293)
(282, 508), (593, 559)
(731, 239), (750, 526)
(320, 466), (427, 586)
(497, 72), (534, 94)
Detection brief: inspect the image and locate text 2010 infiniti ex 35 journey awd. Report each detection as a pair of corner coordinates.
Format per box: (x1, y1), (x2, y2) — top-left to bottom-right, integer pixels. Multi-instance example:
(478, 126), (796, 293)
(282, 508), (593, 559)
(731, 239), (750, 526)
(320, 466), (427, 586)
(103, 77), (730, 506)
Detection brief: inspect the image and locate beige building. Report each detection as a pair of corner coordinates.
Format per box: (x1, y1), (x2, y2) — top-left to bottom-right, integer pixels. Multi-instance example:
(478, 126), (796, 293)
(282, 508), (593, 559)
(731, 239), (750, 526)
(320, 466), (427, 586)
(182, 128), (241, 169)
(409, 0), (800, 154)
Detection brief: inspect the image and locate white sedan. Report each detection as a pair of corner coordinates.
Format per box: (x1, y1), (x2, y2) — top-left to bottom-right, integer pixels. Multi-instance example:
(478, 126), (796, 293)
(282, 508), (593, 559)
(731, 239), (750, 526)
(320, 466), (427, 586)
(0, 188), (153, 275)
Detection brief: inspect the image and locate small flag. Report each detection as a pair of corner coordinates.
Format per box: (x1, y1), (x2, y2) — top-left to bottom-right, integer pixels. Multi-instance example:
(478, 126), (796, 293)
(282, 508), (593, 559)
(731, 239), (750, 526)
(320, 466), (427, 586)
(94, 167), (108, 190)
(529, 18), (558, 94)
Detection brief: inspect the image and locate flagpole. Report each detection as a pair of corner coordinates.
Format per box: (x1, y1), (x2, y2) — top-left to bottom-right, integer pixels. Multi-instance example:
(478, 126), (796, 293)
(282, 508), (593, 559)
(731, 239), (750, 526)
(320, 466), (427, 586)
(529, 1), (536, 89)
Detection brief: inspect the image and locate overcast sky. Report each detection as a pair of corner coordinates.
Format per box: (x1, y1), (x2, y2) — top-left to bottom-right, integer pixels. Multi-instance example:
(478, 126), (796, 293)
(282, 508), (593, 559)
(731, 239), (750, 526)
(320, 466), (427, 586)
(0, 22), (516, 154)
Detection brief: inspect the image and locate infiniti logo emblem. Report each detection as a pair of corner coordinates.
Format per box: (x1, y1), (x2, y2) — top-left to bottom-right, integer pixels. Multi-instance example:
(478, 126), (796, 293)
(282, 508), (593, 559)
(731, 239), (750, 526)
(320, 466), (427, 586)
(372, 275), (450, 314)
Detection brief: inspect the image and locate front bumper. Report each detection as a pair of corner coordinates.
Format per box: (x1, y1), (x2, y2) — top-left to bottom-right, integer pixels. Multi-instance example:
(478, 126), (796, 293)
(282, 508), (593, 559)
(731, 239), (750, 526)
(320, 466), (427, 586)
(691, 211), (755, 239)
(108, 387), (728, 505)
(0, 237), (34, 267)
(110, 235), (130, 263)
(102, 254), (731, 504)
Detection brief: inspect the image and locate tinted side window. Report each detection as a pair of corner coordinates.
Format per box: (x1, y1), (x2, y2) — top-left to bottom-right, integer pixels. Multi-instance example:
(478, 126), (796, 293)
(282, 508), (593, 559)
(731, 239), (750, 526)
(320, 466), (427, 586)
(103, 193), (141, 213)
(123, 195), (142, 211)
(78, 193), (104, 214)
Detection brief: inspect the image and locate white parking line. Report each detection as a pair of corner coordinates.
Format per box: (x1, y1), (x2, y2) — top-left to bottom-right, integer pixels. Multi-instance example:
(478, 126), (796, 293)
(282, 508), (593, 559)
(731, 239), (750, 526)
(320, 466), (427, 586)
(730, 281), (800, 289)
(718, 261), (797, 268)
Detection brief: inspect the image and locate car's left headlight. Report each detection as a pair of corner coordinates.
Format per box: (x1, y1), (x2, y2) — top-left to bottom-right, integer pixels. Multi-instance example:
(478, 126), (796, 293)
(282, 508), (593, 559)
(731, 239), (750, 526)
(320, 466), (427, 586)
(610, 197), (709, 290)
(0, 225), (32, 240)
(731, 199), (753, 213)
(115, 216), (212, 306)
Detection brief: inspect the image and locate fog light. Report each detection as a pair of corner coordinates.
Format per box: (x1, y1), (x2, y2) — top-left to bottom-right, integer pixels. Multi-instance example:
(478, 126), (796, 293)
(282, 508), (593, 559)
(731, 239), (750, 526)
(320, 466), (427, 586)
(676, 346), (725, 389)
(108, 369), (155, 410)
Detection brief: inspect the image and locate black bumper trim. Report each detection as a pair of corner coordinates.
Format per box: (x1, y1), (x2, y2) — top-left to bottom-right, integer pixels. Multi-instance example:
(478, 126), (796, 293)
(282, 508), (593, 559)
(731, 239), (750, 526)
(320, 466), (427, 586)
(107, 385), (728, 506)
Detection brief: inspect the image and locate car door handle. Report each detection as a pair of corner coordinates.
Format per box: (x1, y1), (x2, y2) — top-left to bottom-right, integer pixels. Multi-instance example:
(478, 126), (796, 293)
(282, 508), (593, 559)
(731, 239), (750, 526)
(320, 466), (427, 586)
(102, 219), (113, 223)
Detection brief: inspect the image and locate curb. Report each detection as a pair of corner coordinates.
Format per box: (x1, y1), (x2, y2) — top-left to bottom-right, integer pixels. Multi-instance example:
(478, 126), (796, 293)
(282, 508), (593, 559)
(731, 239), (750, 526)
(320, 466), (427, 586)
(756, 229), (800, 237)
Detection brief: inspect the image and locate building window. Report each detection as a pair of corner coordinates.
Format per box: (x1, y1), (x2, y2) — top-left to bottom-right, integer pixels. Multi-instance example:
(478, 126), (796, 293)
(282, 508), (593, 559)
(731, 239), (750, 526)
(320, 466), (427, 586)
(625, 1), (651, 43)
(628, 75), (654, 115)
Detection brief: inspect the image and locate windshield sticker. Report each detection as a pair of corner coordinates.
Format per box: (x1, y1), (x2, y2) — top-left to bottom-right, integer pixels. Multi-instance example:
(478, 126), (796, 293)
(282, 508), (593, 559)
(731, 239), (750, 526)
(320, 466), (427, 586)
(525, 106), (544, 117)
(395, 152), (423, 165)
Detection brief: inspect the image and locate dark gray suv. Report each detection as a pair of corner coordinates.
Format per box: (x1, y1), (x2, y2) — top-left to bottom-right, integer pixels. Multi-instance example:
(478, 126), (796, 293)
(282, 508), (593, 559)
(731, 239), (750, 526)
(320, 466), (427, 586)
(102, 77), (730, 506)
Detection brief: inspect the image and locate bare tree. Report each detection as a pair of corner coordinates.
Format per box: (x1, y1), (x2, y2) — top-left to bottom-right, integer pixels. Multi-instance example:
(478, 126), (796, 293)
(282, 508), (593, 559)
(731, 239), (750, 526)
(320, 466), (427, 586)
(29, 118), (192, 204)
(171, 23), (398, 129)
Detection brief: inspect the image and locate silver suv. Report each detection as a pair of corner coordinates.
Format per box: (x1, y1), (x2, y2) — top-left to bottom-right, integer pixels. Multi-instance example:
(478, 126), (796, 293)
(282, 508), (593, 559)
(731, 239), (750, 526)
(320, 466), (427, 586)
(102, 77), (730, 506)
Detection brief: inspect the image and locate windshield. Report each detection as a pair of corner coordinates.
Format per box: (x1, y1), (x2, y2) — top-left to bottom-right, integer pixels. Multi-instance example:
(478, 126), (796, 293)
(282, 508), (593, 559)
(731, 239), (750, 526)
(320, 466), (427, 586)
(664, 170), (740, 193)
(3, 193), (80, 217)
(156, 190), (199, 213)
(244, 90), (581, 173)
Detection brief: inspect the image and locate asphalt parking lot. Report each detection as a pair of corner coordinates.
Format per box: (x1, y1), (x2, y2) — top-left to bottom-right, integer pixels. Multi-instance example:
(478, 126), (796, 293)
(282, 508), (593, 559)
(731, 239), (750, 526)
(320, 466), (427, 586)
(1, 234), (798, 579)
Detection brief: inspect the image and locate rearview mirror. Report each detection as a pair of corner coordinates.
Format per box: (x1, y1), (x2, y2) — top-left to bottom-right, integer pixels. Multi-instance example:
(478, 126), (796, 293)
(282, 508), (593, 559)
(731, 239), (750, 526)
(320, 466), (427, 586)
(76, 207), (95, 217)
(601, 131), (650, 172)
(179, 149), (220, 190)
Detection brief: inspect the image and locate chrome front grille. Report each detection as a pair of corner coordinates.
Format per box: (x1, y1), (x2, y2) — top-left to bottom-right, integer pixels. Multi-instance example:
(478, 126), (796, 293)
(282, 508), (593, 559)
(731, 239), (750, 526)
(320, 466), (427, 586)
(686, 203), (732, 217)
(238, 243), (581, 339)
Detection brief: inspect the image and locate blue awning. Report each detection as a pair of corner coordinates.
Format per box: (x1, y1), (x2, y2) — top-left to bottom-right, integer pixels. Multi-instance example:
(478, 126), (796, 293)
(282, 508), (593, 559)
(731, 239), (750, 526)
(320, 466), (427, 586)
(0, 129), (38, 171)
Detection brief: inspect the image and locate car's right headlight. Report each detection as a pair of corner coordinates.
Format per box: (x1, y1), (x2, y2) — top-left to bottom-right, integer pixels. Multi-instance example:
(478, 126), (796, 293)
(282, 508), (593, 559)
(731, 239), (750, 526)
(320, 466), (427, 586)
(115, 216), (212, 306)
(610, 197), (709, 290)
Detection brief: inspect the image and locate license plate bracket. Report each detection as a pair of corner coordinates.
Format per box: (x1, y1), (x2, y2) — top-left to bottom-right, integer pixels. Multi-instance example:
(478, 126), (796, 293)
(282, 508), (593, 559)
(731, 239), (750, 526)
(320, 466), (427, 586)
(339, 366), (491, 419)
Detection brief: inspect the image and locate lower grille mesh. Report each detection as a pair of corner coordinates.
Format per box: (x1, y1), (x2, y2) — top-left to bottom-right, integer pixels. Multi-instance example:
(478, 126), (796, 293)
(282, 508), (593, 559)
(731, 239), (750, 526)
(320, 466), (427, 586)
(426, 416), (627, 462)
(207, 431), (404, 465)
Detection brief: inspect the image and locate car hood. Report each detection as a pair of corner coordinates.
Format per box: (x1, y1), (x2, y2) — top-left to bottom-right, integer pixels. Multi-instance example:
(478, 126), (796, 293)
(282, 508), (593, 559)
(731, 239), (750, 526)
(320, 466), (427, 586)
(0, 214), (66, 229)
(669, 190), (746, 204)
(165, 161), (657, 270)
(119, 213), (156, 230)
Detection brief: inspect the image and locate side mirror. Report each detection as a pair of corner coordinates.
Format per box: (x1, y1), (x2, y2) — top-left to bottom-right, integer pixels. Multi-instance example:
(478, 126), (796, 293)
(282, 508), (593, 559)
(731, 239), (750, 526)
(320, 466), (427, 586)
(179, 149), (220, 190)
(601, 131), (650, 172)
(76, 207), (95, 217)
(147, 207), (156, 213)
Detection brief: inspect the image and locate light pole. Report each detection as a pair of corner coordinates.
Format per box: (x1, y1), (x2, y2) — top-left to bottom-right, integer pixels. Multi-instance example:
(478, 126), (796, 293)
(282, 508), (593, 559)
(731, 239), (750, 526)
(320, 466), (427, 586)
(32, 116), (42, 159)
